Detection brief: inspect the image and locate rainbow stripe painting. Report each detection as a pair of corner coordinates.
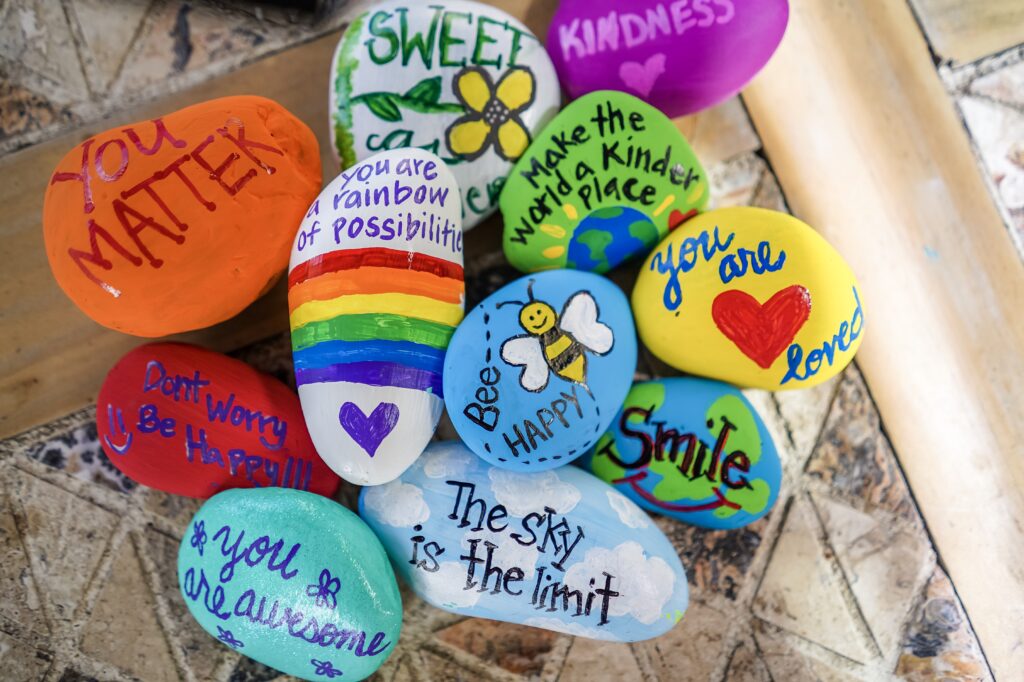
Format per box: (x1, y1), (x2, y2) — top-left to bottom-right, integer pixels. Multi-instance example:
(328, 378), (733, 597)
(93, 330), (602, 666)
(288, 148), (464, 485)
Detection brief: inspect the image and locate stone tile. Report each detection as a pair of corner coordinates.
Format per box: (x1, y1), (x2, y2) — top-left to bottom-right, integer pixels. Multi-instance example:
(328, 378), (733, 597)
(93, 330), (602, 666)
(707, 154), (766, 210)
(0, 630), (53, 681)
(79, 535), (180, 682)
(67, 0), (151, 93)
(231, 331), (295, 389)
(137, 487), (203, 528)
(421, 649), (491, 681)
(722, 637), (771, 682)
(0, 0), (89, 100)
(969, 59), (1024, 109)
(753, 620), (865, 682)
(22, 414), (137, 495)
(57, 670), (102, 682)
(9, 469), (118, 625)
(0, 71), (77, 147)
(143, 528), (228, 681)
(0, 482), (47, 638)
(633, 600), (732, 681)
(895, 567), (991, 680)
(749, 166), (790, 213)
(559, 637), (642, 682)
(908, 0), (1024, 65)
(229, 655), (291, 681)
(812, 494), (934, 662)
(772, 373), (840, 467)
(656, 514), (769, 603)
(675, 96), (761, 167)
(805, 367), (918, 521)
(752, 497), (875, 664)
(435, 618), (563, 678)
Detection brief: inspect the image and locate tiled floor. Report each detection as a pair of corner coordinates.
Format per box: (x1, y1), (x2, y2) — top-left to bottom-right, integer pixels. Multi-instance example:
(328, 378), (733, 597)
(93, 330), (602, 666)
(0, 1), (1016, 680)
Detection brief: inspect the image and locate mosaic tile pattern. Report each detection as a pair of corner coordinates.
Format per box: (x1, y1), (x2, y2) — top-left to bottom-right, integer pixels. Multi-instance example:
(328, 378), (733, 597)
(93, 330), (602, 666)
(0, 0), (1006, 680)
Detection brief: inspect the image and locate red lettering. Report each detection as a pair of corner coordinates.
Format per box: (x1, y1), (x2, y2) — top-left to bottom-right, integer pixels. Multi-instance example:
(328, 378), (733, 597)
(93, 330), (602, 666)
(112, 199), (184, 268)
(50, 139), (96, 213)
(67, 218), (142, 293)
(121, 154), (216, 232)
(94, 139), (129, 182)
(191, 134), (254, 196)
(217, 120), (283, 174)
(122, 118), (187, 156)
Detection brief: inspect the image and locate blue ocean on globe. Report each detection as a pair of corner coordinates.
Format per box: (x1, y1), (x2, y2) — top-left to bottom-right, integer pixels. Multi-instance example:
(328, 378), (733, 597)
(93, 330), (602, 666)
(566, 206), (660, 273)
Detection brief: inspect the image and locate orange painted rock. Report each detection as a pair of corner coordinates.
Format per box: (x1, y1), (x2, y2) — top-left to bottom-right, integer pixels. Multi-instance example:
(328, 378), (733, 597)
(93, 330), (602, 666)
(97, 342), (340, 499)
(43, 96), (322, 337)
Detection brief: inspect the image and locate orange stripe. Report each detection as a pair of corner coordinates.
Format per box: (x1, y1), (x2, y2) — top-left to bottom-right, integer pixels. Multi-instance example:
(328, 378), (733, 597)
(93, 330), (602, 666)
(288, 266), (464, 313)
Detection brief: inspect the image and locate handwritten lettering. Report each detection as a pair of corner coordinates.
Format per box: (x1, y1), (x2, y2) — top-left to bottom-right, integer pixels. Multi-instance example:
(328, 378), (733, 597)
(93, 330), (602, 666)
(781, 287), (864, 385)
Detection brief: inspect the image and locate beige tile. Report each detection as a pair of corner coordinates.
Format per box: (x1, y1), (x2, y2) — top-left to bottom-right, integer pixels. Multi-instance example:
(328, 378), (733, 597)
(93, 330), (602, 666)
(634, 600), (732, 681)
(79, 536), (180, 682)
(772, 374), (840, 467)
(675, 97), (761, 168)
(0, 0), (89, 99)
(559, 637), (643, 682)
(0, 483), (47, 639)
(435, 618), (564, 678)
(752, 497), (874, 664)
(908, 0), (1024, 64)
(0, 73), (77, 148)
(753, 620), (865, 682)
(0, 630), (53, 681)
(722, 637), (772, 682)
(67, 0), (151, 93)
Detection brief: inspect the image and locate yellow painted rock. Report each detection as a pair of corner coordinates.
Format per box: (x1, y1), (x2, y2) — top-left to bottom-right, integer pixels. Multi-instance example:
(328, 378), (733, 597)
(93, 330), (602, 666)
(633, 207), (864, 390)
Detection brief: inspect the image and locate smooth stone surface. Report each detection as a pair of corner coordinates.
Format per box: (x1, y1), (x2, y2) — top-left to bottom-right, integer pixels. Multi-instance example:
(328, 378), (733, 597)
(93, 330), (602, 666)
(443, 270), (636, 471)
(330, 0), (560, 230)
(289, 148), (464, 486)
(43, 95), (322, 337)
(500, 91), (708, 274)
(359, 441), (688, 641)
(547, 0), (789, 117)
(178, 488), (402, 681)
(633, 207), (864, 390)
(579, 378), (781, 529)
(97, 343), (340, 499)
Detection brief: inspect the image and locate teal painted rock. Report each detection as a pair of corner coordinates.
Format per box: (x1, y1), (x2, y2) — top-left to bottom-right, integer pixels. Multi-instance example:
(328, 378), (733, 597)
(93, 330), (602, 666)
(579, 378), (781, 530)
(442, 270), (637, 471)
(177, 488), (402, 681)
(501, 90), (708, 273)
(330, 0), (561, 230)
(359, 441), (689, 641)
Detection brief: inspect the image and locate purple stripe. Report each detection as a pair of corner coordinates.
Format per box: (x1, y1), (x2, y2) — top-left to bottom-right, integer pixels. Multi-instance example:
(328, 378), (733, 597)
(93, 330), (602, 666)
(295, 361), (443, 397)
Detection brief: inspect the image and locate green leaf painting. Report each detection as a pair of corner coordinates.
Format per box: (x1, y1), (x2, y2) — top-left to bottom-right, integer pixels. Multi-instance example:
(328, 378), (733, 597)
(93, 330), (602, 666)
(352, 76), (464, 122)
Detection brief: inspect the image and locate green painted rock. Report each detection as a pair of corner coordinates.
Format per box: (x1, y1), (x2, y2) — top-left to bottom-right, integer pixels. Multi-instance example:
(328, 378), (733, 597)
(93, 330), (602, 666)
(501, 90), (708, 273)
(177, 488), (402, 681)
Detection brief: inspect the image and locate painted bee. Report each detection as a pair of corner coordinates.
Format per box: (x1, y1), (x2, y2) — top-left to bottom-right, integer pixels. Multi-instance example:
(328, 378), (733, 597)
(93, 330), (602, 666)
(498, 282), (614, 392)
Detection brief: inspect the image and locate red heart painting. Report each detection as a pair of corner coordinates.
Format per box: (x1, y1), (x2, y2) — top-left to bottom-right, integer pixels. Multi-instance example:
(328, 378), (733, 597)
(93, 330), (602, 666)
(711, 286), (812, 369)
(668, 208), (698, 231)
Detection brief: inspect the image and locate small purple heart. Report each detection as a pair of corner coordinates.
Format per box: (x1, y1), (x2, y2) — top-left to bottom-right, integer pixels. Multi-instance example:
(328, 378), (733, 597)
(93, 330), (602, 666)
(339, 402), (400, 457)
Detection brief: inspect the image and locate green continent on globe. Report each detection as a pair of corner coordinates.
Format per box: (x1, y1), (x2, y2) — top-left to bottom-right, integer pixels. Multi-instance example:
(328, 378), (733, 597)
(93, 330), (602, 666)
(566, 206), (659, 273)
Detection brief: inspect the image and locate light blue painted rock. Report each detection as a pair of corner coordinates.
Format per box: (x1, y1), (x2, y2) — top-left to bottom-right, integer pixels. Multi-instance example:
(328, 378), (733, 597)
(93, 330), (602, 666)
(177, 488), (402, 681)
(359, 441), (689, 641)
(579, 378), (781, 530)
(442, 270), (637, 471)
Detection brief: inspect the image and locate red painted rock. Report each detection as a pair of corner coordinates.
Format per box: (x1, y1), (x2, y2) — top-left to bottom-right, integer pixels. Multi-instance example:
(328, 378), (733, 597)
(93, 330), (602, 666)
(44, 96), (322, 337)
(97, 342), (340, 498)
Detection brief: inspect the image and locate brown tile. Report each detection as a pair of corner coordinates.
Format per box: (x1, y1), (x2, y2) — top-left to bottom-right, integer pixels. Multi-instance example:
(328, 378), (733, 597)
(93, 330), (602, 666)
(806, 367), (918, 520)
(753, 620), (865, 681)
(656, 514), (769, 603)
(752, 497), (874, 664)
(634, 600), (732, 681)
(559, 637), (643, 682)
(0, 0), (89, 99)
(66, 0), (151, 93)
(722, 637), (771, 682)
(9, 469), (118, 625)
(435, 618), (562, 678)
(812, 494), (934, 662)
(79, 535), (180, 682)
(420, 650), (487, 682)
(895, 567), (991, 680)
(0, 630), (53, 681)
(0, 482), (47, 638)
(231, 331), (295, 389)
(0, 73), (77, 147)
(772, 373), (840, 467)
(137, 487), (203, 527)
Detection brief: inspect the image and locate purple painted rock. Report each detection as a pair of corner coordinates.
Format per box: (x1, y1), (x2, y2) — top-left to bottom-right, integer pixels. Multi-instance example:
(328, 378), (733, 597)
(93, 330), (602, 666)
(547, 0), (789, 117)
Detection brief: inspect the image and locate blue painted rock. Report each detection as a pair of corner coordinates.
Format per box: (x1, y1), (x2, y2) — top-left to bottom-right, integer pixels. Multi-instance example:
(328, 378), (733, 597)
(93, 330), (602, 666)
(178, 488), (402, 681)
(443, 270), (637, 471)
(97, 343), (340, 498)
(633, 207), (864, 390)
(330, 0), (561, 230)
(547, 0), (789, 118)
(289, 148), (464, 485)
(359, 441), (688, 641)
(500, 91), (708, 274)
(579, 378), (781, 529)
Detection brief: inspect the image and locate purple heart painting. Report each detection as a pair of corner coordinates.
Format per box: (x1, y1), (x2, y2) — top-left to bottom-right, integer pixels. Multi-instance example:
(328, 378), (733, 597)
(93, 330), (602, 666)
(338, 402), (400, 457)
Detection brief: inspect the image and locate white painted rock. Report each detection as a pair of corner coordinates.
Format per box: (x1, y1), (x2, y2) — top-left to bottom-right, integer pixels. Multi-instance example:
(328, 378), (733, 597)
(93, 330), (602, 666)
(288, 148), (464, 485)
(329, 0), (561, 230)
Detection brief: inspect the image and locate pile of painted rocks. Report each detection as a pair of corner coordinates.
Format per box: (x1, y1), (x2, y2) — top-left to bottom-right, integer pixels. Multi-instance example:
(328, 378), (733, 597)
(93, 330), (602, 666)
(42, 1), (864, 679)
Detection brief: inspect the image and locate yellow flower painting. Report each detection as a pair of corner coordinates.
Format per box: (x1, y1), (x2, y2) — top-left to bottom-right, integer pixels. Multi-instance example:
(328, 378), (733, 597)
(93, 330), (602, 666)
(445, 66), (536, 162)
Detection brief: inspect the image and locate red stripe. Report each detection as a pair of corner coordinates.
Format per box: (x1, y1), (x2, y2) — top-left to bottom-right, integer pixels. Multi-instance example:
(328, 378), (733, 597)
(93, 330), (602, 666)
(289, 248), (463, 288)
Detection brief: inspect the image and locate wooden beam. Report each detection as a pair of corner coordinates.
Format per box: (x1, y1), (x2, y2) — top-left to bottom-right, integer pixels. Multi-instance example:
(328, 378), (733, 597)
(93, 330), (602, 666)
(0, 31), (344, 438)
(743, 0), (1024, 675)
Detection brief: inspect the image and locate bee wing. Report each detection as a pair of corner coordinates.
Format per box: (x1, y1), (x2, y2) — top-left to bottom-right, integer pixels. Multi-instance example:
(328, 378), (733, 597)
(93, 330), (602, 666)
(560, 291), (613, 355)
(500, 335), (550, 392)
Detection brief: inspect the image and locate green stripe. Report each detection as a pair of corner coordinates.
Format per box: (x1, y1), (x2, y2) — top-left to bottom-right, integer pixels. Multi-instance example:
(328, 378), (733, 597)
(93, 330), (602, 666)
(292, 313), (455, 352)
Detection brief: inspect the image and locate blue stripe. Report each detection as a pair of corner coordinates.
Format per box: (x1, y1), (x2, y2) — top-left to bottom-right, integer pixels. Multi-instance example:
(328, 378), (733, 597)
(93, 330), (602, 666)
(293, 339), (446, 374)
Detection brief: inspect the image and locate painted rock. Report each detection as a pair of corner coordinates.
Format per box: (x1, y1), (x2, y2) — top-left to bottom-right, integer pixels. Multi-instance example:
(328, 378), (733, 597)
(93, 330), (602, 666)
(289, 148), (464, 486)
(547, 0), (789, 118)
(178, 488), (402, 681)
(579, 378), (781, 530)
(443, 270), (636, 471)
(500, 91), (708, 274)
(359, 441), (688, 641)
(43, 96), (322, 337)
(97, 342), (340, 498)
(330, 0), (560, 230)
(633, 207), (864, 390)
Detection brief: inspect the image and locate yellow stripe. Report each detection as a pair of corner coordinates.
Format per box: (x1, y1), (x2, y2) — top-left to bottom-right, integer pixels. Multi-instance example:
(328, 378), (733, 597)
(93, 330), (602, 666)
(290, 293), (464, 331)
